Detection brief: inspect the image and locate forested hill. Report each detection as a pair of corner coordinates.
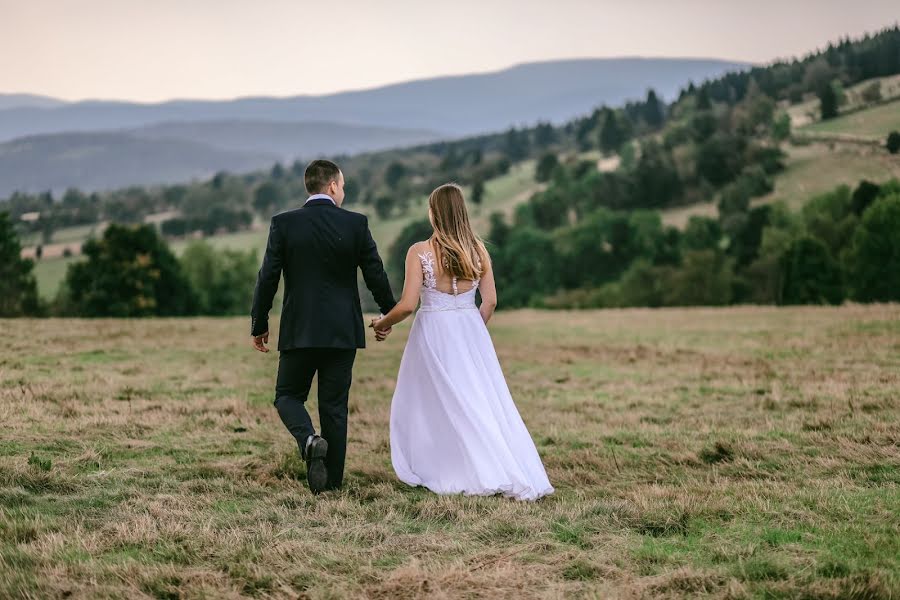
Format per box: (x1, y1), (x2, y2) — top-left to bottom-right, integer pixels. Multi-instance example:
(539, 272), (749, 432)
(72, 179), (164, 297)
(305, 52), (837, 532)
(4, 26), (900, 317)
(483, 25), (900, 309)
(0, 58), (745, 195)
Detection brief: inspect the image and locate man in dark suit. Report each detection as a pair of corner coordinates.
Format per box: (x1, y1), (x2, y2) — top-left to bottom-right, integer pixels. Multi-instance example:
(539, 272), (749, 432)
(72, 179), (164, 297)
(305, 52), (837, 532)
(250, 159), (396, 494)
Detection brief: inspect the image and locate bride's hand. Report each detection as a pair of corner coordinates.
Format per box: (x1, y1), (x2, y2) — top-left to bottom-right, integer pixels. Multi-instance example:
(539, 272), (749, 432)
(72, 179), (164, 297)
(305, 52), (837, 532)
(369, 318), (391, 341)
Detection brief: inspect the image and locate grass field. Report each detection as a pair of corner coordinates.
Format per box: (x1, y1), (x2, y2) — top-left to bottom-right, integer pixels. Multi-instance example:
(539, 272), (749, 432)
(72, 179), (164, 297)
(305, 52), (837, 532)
(800, 99), (900, 140)
(1, 305), (898, 598)
(786, 74), (900, 128)
(662, 141), (900, 227)
(29, 161), (540, 302)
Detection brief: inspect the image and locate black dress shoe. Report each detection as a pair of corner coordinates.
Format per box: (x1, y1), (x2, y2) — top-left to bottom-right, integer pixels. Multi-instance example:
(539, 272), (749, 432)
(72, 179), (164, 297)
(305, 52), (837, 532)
(303, 435), (329, 494)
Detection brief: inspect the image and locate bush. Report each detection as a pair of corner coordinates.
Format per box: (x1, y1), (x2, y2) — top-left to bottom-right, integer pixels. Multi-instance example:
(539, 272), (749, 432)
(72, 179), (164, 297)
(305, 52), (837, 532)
(0, 212), (40, 316)
(535, 153), (560, 183)
(696, 133), (746, 187)
(663, 250), (734, 306)
(801, 185), (858, 259)
(845, 193), (900, 302)
(618, 259), (665, 307)
(180, 241), (259, 315)
(861, 81), (882, 104)
(64, 224), (198, 317)
(887, 131), (900, 154)
(818, 82), (838, 120)
(851, 180), (881, 216)
(779, 237), (844, 305)
(682, 216), (723, 252)
(772, 113), (791, 142)
(492, 227), (560, 307)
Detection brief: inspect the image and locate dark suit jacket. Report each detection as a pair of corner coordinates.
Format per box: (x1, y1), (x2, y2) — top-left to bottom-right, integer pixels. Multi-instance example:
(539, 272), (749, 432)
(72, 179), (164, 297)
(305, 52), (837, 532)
(250, 198), (396, 350)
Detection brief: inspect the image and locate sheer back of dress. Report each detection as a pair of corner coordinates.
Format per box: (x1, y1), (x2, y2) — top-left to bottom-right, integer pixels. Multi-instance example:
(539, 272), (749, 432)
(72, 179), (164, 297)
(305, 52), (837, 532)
(416, 243), (480, 312)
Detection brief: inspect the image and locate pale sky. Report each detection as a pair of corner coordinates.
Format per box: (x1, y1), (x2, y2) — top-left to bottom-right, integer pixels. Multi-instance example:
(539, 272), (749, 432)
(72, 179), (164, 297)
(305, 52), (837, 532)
(1, 0), (897, 103)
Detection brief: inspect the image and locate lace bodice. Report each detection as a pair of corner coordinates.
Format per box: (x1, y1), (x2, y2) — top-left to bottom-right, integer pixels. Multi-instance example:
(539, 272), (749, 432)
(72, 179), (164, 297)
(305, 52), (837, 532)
(417, 251), (479, 312)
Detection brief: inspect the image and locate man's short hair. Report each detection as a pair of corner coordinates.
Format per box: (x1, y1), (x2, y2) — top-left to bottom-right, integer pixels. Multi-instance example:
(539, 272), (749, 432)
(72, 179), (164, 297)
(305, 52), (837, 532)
(304, 159), (341, 194)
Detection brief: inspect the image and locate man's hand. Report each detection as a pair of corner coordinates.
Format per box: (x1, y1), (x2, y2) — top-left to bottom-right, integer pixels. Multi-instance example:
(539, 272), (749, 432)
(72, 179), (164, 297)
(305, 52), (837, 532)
(369, 318), (392, 342)
(251, 331), (270, 353)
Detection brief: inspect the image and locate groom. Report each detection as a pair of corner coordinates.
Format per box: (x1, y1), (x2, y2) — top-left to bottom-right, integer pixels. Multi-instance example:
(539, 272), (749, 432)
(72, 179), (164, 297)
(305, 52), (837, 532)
(250, 159), (397, 494)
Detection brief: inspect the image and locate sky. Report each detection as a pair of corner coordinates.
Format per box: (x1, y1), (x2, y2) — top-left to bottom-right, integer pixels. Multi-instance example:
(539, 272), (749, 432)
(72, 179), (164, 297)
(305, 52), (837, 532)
(1, 0), (897, 103)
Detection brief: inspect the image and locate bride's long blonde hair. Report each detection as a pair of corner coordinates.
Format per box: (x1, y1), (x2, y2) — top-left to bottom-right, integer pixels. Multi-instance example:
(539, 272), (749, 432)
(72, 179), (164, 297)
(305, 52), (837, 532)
(428, 183), (487, 281)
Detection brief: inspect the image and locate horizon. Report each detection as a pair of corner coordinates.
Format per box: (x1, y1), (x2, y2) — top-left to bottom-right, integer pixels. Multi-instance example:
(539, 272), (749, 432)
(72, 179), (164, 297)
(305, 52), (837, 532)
(4, 55), (756, 105)
(2, 0), (897, 103)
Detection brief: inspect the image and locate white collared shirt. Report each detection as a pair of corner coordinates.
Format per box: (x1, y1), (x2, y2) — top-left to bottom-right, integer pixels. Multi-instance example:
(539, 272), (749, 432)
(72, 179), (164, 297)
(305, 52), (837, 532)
(305, 193), (336, 206)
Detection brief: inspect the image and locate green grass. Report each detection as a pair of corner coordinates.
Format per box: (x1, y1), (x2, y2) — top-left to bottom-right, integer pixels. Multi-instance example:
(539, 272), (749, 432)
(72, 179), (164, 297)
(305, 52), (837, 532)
(32, 255), (80, 300)
(800, 99), (900, 140)
(0, 305), (898, 597)
(21, 222), (106, 247)
(169, 228), (267, 256)
(757, 142), (900, 211)
(787, 74), (900, 128)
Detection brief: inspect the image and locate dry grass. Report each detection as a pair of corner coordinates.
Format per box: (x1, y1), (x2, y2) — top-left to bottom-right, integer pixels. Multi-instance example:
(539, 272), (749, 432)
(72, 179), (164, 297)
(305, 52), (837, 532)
(1, 305), (898, 599)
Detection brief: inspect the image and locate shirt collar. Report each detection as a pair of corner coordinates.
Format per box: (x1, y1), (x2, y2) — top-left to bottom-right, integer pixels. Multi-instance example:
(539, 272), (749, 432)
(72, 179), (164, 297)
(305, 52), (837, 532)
(305, 193), (336, 206)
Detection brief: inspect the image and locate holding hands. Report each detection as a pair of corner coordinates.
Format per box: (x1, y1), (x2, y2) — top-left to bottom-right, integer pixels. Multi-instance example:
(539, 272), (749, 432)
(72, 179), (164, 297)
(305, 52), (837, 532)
(369, 316), (392, 342)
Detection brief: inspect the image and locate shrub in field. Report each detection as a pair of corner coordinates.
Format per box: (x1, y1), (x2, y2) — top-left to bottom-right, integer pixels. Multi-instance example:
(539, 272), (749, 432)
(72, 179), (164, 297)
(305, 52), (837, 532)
(180, 241), (259, 315)
(846, 193), (900, 301)
(0, 211), (40, 316)
(887, 131), (900, 154)
(779, 237), (844, 305)
(63, 224), (198, 316)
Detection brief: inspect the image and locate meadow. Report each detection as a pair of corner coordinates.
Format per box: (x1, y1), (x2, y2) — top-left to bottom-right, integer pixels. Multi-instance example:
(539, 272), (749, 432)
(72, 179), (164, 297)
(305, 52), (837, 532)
(800, 99), (900, 140)
(1, 305), (898, 598)
(662, 140), (900, 227)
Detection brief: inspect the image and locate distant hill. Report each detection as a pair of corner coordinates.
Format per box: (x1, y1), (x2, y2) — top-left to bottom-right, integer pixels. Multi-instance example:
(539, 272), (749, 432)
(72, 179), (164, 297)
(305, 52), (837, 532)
(0, 57), (749, 142)
(0, 121), (442, 195)
(132, 119), (442, 160)
(0, 57), (747, 195)
(0, 132), (273, 196)
(0, 94), (67, 110)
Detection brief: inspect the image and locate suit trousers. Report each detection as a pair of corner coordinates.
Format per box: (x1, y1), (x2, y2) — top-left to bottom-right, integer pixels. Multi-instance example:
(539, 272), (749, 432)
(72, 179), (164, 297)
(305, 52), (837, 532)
(274, 347), (357, 489)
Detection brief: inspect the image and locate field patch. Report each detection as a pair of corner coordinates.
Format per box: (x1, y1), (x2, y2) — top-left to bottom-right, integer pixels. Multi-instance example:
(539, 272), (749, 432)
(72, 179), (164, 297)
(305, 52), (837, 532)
(0, 305), (898, 597)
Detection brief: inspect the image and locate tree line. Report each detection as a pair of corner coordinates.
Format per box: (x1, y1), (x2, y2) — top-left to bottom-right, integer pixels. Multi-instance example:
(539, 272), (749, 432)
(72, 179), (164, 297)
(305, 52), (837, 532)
(0, 215), (259, 318)
(5, 26), (899, 250)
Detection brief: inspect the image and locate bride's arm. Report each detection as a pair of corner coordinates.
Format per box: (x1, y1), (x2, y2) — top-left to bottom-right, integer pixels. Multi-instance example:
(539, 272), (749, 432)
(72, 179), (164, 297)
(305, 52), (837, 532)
(372, 245), (423, 331)
(478, 251), (497, 325)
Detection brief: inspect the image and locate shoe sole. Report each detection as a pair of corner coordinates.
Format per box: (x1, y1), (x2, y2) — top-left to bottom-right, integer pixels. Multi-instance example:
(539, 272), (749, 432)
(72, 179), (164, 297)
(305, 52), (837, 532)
(306, 437), (329, 494)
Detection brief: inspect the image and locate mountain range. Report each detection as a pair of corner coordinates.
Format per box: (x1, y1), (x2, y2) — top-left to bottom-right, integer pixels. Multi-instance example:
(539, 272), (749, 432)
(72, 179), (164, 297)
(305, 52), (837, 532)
(0, 57), (749, 196)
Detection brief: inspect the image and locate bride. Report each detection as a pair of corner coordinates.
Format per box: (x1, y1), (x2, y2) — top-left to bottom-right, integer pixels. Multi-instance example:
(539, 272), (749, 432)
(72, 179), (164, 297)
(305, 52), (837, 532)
(370, 183), (554, 501)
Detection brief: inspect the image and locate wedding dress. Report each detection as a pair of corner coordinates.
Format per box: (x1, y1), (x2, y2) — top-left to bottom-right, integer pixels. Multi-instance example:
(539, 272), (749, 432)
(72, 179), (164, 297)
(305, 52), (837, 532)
(389, 249), (554, 501)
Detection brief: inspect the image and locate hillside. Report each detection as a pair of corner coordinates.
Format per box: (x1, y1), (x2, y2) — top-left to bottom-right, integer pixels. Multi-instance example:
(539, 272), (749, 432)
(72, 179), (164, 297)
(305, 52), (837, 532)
(14, 27), (900, 312)
(662, 137), (900, 227)
(133, 120), (442, 161)
(0, 120), (443, 196)
(662, 86), (900, 227)
(799, 98), (900, 140)
(0, 132), (275, 197)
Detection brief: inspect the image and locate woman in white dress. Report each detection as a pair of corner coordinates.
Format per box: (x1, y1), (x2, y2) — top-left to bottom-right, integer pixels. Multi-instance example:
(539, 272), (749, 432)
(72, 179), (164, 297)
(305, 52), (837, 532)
(370, 183), (554, 501)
